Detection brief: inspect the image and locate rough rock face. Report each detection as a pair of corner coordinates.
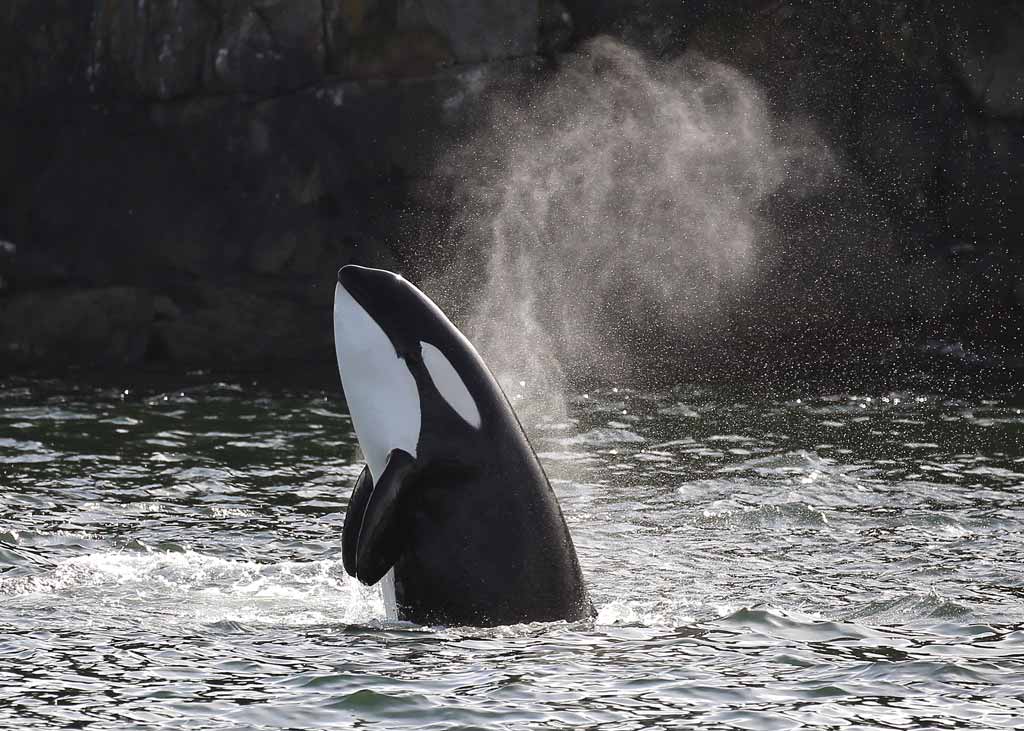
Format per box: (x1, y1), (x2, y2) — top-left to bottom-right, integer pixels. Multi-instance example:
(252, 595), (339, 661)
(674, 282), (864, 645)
(89, 0), (329, 98)
(0, 1), (1021, 379)
(940, 1), (1024, 120)
(1, 0), (538, 104)
(92, 0), (214, 99)
(1, 1), (539, 372)
(688, 0), (1023, 358)
(210, 0), (326, 94)
(0, 287), (156, 366)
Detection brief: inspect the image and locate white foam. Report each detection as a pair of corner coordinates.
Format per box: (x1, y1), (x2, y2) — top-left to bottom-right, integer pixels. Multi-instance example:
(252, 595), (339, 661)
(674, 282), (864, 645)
(556, 428), (646, 447)
(596, 599), (695, 628)
(0, 551), (386, 626)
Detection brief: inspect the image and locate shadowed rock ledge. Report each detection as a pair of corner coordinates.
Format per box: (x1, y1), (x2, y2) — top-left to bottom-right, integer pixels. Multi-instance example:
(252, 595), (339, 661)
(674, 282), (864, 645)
(0, 1), (1021, 386)
(1, 0), (544, 371)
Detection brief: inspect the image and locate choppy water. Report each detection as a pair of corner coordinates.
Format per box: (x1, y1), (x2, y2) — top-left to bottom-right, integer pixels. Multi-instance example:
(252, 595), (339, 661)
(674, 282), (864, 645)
(1, 377), (1023, 729)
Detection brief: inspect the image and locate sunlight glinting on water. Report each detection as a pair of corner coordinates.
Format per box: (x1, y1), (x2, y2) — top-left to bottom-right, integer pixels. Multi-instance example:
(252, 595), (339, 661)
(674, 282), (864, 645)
(1, 379), (1023, 729)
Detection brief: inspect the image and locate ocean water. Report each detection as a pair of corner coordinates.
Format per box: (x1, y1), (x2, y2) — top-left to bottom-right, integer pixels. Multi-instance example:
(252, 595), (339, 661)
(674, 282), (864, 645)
(1, 378), (1022, 729)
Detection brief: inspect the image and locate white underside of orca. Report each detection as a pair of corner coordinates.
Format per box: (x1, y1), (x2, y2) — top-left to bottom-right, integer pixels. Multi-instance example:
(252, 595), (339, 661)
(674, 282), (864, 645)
(334, 282), (417, 620)
(333, 282), (421, 482)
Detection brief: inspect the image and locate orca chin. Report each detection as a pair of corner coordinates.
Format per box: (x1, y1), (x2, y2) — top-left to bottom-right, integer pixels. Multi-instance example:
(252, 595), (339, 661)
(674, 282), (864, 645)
(333, 265), (593, 627)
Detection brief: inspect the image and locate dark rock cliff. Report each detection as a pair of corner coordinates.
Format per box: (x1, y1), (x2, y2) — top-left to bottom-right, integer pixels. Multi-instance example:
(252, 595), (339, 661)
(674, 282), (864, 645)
(0, 1), (1020, 386)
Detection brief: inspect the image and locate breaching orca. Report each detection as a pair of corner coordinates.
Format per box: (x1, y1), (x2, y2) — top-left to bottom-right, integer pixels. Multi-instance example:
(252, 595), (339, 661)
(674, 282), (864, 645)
(333, 265), (593, 626)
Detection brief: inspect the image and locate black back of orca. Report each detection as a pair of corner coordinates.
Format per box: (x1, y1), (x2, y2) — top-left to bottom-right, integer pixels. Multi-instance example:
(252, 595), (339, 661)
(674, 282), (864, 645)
(334, 265), (593, 627)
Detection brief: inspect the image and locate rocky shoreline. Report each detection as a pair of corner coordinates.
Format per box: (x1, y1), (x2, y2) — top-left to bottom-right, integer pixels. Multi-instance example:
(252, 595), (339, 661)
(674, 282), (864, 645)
(2, 1), (1021, 387)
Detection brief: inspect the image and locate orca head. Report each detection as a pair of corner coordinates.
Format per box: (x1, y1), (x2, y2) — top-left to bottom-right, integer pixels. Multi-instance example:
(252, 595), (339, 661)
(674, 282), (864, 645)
(334, 265), (483, 481)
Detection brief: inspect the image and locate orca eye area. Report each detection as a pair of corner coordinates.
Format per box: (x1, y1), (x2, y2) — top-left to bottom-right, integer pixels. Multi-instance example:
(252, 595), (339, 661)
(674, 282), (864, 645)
(419, 341), (482, 429)
(396, 343), (423, 365)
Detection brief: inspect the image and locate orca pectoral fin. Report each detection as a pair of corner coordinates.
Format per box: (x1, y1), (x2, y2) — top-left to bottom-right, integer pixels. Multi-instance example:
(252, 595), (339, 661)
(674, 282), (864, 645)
(342, 464), (374, 578)
(354, 448), (419, 586)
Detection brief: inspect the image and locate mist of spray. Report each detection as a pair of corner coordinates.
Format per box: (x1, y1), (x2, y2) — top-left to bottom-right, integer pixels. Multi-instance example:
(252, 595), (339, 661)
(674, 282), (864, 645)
(431, 38), (835, 417)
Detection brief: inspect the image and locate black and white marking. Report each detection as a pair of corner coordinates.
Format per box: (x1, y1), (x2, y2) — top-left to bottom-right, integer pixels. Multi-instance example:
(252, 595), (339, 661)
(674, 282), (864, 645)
(334, 265), (593, 627)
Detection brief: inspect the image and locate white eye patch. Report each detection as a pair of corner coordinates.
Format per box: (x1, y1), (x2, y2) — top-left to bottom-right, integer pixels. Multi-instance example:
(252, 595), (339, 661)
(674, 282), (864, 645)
(420, 342), (482, 429)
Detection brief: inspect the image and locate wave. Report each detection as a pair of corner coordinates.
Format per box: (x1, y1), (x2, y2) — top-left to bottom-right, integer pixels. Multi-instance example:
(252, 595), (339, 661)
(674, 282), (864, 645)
(695, 501), (831, 530)
(595, 595), (977, 638)
(840, 590), (973, 625)
(0, 549), (384, 626)
(554, 428), (646, 447)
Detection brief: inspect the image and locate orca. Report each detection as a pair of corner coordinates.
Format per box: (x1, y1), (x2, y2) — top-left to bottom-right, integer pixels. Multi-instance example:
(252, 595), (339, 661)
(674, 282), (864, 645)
(333, 264), (593, 627)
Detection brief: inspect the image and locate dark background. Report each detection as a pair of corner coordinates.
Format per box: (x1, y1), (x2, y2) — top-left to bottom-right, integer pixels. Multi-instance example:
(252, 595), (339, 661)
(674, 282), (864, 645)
(1, 1), (1021, 388)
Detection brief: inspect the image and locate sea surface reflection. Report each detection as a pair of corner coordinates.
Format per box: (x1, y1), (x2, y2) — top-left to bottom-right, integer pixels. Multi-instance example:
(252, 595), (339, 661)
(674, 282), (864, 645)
(1, 378), (1022, 729)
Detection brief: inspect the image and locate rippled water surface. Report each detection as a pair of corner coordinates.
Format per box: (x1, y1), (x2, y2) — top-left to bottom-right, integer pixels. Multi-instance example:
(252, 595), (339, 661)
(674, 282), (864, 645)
(2, 377), (1023, 729)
